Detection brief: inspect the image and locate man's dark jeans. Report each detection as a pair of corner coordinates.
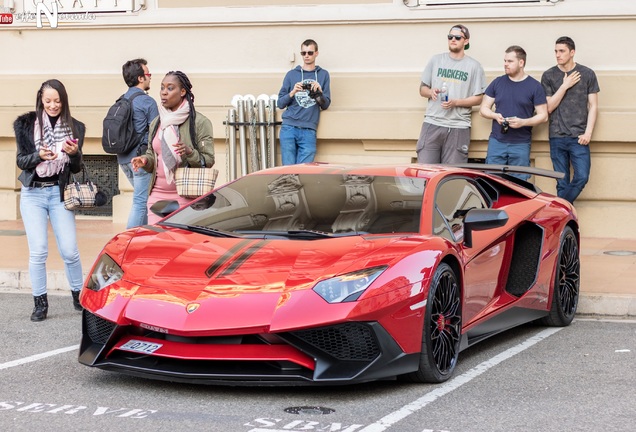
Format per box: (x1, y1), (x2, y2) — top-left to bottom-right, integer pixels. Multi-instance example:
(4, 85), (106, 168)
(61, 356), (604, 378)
(550, 136), (591, 203)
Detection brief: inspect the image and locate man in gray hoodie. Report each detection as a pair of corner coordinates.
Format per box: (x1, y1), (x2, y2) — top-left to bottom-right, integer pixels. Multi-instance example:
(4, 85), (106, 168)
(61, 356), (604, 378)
(277, 39), (331, 165)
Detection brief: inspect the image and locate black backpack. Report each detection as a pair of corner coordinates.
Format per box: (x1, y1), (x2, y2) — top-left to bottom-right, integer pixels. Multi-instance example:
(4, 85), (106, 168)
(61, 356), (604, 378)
(102, 92), (142, 155)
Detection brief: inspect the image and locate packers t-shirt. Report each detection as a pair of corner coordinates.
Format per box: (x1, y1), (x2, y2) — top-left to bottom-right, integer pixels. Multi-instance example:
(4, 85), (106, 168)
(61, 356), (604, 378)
(421, 53), (487, 129)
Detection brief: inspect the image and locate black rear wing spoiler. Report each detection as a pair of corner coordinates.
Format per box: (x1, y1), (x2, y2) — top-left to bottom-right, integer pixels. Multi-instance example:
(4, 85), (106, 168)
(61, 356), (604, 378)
(445, 163), (564, 194)
(447, 163), (565, 180)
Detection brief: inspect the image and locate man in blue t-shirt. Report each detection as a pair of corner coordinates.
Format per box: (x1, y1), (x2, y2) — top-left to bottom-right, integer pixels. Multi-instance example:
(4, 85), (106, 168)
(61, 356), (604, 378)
(480, 46), (548, 180)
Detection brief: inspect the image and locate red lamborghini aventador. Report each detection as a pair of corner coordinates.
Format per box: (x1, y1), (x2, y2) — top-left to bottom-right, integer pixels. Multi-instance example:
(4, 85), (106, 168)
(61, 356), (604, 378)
(78, 163), (580, 385)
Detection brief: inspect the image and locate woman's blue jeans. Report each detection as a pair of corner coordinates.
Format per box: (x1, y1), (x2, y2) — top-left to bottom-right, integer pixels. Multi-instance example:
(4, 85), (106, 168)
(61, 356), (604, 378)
(20, 186), (83, 296)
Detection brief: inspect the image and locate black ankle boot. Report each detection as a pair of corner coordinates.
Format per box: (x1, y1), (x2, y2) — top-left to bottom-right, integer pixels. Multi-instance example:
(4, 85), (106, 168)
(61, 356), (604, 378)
(31, 294), (48, 322)
(71, 290), (83, 311)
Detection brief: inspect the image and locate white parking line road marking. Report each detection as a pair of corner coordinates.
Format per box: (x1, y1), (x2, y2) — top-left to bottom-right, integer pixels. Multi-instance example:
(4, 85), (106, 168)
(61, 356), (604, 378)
(359, 327), (564, 432)
(0, 345), (79, 371)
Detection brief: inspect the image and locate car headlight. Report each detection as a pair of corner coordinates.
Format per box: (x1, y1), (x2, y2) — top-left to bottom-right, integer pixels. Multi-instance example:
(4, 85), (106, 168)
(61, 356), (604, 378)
(87, 254), (123, 292)
(313, 266), (387, 303)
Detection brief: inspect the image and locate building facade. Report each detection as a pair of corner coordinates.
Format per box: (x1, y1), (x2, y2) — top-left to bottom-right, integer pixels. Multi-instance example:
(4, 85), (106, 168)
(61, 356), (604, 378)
(1, 0), (635, 237)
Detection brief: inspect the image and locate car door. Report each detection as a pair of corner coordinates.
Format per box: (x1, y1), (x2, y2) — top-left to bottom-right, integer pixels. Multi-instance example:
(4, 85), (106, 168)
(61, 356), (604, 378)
(432, 177), (508, 327)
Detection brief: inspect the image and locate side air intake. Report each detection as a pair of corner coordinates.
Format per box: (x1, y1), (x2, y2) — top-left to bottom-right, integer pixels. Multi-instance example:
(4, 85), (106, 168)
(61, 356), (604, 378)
(505, 223), (543, 297)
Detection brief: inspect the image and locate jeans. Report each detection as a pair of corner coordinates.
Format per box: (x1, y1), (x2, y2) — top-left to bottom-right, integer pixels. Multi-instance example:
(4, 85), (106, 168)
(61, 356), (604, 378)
(486, 137), (531, 181)
(550, 136), (591, 203)
(279, 125), (317, 165)
(121, 162), (151, 228)
(20, 186), (83, 296)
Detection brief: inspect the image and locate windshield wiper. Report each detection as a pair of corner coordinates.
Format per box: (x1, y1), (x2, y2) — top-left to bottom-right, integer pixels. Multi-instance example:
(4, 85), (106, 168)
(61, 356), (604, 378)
(235, 229), (365, 240)
(286, 229), (335, 239)
(160, 222), (238, 238)
(291, 229), (369, 238)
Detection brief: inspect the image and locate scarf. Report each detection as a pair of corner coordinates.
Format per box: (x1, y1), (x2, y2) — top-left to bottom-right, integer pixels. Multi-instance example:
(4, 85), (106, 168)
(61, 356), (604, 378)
(158, 101), (190, 184)
(33, 114), (71, 178)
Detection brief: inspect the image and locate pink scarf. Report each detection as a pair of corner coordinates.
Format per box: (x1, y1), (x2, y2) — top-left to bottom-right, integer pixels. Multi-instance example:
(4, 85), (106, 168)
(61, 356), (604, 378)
(157, 101), (190, 184)
(33, 114), (71, 177)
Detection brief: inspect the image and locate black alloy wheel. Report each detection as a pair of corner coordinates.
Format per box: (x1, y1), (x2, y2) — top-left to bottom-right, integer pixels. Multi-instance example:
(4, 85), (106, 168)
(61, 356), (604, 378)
(541, 226), (580, 326)
(403, 262), (461, 383)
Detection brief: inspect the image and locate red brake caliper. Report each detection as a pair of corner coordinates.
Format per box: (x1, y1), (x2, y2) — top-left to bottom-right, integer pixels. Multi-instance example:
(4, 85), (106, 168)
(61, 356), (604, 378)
(436, 314), (446, 331)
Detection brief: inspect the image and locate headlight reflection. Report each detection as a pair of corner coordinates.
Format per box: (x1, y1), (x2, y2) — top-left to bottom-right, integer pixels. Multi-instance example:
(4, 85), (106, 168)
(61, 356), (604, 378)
(313, 266), (387, 303)
(87, 254), (124, 292)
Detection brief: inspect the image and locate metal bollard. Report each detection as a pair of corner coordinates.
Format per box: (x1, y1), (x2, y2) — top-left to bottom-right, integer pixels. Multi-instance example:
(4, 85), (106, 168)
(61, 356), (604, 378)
(267, 96), (277, 168)
(247, 98), (259, 173)
(227, 108), (237, 181)
(237, 99), (248, 177)
(257, 99), (268, 170)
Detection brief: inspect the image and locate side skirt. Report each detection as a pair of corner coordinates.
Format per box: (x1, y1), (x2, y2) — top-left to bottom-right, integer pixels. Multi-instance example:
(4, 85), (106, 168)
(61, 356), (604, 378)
(459, 307), (548, 351)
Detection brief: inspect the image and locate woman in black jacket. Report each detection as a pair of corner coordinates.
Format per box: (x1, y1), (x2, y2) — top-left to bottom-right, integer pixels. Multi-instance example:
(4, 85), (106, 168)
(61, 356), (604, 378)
(14, 79), (85, 321)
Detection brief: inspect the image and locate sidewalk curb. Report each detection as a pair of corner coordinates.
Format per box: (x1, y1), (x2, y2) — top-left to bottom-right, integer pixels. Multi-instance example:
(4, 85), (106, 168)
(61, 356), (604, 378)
(578, 293), (636, 317)
(0, 269), (89, 294)
(1, 270), (635, 317)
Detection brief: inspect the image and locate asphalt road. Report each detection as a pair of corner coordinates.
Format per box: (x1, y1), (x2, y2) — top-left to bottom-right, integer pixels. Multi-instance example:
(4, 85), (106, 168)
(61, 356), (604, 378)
(1, 292), (634, 432)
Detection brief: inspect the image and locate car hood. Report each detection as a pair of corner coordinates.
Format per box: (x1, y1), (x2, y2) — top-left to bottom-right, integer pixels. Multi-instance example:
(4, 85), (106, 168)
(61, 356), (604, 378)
(120, 228), (413, 292)
(92, 228), (438, 333)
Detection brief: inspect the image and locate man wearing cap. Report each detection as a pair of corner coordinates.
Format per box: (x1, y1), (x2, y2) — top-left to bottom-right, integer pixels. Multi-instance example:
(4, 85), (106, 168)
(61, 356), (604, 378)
(416, 24), (487, 164)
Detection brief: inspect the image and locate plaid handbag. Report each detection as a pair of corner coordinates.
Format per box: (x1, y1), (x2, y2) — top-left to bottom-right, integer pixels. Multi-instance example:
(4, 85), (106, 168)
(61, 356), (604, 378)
(175, 165), (219, 199)
(63, 166), (98, 210)
(174, 139), (218, 198)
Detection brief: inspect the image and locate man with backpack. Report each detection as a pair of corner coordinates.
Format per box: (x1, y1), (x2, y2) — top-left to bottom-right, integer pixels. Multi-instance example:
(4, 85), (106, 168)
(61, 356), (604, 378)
(107, 58), (159, 228)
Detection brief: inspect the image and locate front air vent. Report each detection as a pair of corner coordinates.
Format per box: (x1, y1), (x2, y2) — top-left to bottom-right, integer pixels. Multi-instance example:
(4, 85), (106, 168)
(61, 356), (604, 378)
(289, 323), (381, 361)
(85, 311), (117, 344)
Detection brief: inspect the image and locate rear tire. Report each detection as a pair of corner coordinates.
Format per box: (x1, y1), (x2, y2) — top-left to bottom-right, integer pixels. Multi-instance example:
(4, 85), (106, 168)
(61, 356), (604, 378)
(403, 263), (461, 383)
(540, 226), (579, 326)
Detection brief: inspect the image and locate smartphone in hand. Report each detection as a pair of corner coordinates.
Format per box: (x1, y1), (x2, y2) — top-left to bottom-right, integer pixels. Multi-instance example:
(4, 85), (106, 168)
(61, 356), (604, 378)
(63, 138), (78, 153)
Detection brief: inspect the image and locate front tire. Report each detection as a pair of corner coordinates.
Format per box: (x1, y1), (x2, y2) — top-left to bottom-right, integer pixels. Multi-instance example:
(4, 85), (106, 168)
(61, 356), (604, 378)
(540, 226), (580, 326)
(403, 262), (461, 383)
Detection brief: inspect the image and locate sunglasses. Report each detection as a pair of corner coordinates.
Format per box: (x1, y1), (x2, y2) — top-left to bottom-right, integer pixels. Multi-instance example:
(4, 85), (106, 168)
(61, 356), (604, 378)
(300, 51), (315, 56)
(144, 73), (152, 78)
(447, 35), (464, 41)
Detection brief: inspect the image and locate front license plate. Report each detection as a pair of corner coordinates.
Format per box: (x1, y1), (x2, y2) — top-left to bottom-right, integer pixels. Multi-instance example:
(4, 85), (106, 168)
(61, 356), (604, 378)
(120, 340), (163, 354)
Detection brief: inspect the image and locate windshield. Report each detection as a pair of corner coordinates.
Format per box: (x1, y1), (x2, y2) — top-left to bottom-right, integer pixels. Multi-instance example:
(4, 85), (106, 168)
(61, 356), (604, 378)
(162, 173), (425, 236)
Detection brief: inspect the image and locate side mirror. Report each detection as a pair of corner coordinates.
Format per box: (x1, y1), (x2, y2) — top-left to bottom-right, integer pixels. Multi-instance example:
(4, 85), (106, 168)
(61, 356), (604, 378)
(150, 200), (180, 219)
(463, 209), (508, 248)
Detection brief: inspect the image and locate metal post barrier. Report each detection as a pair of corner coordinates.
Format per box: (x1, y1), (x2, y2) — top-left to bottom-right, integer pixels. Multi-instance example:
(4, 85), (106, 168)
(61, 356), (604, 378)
(237, 99), (248, 177)
(257, 99), (268, 170)
(267, 95), (277, 168)
(247, 98), (259, 173)
(227, 108), (237, 181)
(224, 94), (281, 178)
